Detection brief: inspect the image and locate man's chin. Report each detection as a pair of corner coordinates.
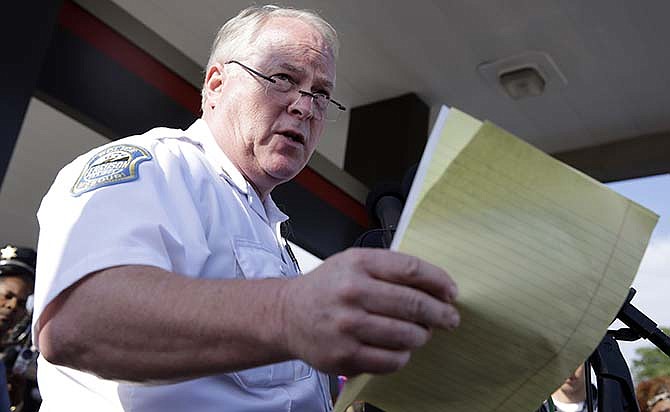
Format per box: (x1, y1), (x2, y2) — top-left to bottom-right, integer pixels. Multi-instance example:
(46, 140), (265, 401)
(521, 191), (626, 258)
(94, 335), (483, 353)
(268, 169), (301, 184)
(264, 160), (306, 183)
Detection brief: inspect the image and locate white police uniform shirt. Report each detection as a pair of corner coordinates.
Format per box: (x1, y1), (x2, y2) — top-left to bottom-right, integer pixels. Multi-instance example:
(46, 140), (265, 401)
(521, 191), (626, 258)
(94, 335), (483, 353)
(33, 119), (332, 412)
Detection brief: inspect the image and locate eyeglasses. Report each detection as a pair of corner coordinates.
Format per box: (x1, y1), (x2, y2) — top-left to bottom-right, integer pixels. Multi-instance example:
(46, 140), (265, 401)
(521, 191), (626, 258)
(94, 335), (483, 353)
(225, 60), (346, 122)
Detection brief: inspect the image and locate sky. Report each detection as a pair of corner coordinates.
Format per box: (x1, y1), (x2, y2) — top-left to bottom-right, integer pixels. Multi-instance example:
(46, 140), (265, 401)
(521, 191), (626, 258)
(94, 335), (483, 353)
(606, 173), (670, 377)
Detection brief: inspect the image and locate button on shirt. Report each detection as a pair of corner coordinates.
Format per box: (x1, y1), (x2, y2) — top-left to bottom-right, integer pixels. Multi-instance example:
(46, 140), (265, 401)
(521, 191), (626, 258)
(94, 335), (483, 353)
(32, 119), (332, 412)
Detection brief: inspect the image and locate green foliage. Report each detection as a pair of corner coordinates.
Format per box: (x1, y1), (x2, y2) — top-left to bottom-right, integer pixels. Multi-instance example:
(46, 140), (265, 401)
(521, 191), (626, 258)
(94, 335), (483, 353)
(632, 327), (670, 382)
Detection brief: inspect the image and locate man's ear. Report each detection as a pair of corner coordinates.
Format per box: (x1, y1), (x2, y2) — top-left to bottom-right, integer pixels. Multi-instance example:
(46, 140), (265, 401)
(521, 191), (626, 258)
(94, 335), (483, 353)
(204, 62), (225, 109)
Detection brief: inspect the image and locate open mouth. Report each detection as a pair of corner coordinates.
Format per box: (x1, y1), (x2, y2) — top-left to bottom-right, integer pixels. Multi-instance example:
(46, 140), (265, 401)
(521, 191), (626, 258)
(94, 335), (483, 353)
(278, 130), (305, 145)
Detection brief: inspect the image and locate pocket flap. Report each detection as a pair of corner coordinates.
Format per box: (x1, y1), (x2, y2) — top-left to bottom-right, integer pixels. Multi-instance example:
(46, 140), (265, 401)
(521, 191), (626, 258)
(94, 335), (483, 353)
(233, 238), (286, 279)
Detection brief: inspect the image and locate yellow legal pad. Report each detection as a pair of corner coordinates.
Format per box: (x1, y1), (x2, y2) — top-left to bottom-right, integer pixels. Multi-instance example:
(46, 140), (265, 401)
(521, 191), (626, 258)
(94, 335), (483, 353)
(334, 107), (658, 412)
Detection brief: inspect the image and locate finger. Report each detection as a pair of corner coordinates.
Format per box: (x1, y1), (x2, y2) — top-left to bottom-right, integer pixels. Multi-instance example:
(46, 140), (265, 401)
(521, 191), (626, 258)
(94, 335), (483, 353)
(336, 345), (411, 376)
(359, 280), (460, 330)
(342, 312), (433, 350)
(350, 248), (458, 302)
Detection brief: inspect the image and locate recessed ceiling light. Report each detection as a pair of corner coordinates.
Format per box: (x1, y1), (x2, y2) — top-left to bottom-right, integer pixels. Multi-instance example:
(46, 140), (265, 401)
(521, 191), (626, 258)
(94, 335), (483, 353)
(477, 51), (567, 100)
(499, 67), (546, 99)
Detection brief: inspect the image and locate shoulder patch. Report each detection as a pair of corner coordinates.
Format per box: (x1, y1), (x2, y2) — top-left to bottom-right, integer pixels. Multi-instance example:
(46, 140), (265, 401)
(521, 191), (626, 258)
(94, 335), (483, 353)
(71, 144), (152, 196)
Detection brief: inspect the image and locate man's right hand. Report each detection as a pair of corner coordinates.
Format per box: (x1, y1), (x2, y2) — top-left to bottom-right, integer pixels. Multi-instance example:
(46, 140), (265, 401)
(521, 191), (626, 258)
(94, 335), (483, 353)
(280, 248), (460, 377)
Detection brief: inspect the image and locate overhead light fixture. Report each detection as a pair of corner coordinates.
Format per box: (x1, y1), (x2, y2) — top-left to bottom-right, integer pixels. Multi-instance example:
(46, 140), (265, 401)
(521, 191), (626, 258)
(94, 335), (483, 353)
(477, 51), (567, 100)
(498, 67), (546, 99)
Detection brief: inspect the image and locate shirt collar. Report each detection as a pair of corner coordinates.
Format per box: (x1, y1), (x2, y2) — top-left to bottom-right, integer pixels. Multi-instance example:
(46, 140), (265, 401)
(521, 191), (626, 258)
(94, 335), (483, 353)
(186, 119), (248, 195)
(185, 119), (289, 226)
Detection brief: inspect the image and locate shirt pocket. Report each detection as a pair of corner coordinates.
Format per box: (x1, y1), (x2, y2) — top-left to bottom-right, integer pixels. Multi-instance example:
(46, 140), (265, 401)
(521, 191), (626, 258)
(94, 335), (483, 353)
(231, 237), (312, 387)
(232, 360), (314, 388)
(232, 237), (289, 279)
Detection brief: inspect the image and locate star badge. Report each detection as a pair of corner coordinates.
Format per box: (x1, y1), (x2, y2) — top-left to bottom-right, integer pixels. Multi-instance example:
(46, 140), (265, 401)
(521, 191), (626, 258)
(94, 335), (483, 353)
(0, 245), (17, 260)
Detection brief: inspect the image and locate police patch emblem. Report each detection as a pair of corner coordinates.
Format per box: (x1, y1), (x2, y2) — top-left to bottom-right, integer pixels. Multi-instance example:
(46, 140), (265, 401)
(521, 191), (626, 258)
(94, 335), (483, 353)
(71, 144), (152, 196)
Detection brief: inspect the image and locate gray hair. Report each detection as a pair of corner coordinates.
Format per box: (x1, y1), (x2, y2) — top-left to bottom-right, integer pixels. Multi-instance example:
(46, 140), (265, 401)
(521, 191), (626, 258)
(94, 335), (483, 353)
(201, 5), (339, 109)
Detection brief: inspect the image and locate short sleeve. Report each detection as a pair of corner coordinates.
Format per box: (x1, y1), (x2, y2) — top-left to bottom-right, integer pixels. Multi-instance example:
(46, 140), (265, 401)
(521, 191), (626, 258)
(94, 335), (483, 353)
(32, 139), (209, 341)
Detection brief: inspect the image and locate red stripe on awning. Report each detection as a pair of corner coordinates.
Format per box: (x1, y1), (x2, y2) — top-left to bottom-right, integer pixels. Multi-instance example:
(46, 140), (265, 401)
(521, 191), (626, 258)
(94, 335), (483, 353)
(58, 0), (201, 116)
(294, 167), (368, 228)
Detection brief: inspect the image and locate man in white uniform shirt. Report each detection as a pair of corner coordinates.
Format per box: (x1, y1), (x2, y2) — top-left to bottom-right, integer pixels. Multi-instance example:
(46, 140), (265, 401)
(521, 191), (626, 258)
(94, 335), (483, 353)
(32, 5), (461, 411)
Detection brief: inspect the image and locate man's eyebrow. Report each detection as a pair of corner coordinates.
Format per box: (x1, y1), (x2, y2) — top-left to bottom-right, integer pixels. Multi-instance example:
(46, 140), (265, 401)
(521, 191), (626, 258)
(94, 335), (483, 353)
(278, 62), (334, 90)
(279, 62), (305, 74)
(317, 78), (335, 91)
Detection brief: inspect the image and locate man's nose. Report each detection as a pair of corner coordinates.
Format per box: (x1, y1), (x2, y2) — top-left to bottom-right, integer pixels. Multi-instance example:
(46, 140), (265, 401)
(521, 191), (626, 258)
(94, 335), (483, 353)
(287, 92), (314, 120)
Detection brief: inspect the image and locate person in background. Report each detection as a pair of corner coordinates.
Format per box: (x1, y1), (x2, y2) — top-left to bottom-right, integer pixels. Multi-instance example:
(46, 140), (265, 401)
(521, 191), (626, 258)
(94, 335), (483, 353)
(0, 245), (39, 412)
(637, 375), (670, 412)
(536, 364), (597, 412)
(32, 5), (460, 411)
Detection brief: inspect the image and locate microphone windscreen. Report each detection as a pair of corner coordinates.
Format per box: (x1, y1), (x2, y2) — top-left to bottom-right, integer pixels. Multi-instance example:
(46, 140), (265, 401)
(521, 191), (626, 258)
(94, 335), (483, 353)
(365, 182), (403, 226)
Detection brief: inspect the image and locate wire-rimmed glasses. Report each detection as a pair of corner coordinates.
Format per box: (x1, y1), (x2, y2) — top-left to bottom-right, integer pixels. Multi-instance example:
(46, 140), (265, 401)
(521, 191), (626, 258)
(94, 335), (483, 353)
(225, 60), (346, 121)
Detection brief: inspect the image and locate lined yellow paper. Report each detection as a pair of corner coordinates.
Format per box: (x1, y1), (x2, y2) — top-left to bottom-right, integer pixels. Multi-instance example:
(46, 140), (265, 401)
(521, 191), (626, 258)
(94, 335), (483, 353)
(334, 107), (658, 412)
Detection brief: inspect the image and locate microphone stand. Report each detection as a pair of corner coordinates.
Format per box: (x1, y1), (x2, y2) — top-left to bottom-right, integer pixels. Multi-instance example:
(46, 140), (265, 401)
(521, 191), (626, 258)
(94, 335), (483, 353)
(586, 288), (670, 412)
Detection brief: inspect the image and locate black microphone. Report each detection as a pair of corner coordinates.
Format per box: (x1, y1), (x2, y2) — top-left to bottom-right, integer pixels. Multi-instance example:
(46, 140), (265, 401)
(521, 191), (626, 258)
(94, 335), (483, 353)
(365, 183), (404, 248)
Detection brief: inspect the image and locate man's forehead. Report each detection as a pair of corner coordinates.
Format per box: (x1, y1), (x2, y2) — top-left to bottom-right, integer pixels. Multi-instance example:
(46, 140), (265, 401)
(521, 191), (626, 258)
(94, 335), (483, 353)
(256, 16), (331, 47)
(251, 18), (335, 71)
